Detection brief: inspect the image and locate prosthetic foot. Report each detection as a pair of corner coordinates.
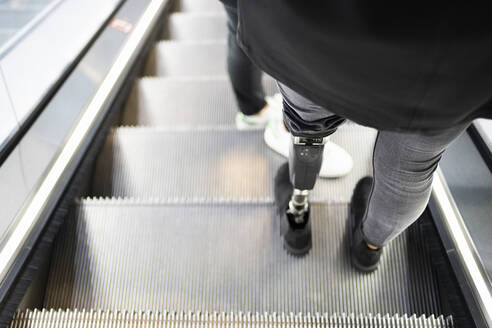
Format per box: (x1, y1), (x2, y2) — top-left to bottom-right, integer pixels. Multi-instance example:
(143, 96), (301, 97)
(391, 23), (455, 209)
(274, 136), (325, 256)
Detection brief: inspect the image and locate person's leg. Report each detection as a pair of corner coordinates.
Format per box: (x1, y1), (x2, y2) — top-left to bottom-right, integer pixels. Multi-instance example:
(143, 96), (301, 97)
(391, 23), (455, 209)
(350, 123), (469, 271)
(223, 4), (266, 116)
(274, 82), (346, 255)
(270, 83), (353, 178)
(362, 125), (469, 246)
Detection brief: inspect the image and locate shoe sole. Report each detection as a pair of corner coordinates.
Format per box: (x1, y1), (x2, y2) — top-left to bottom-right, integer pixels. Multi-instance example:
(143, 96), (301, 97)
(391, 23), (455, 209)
(264, 123), (289, 157)
(350, 253), (379, 272)
(235, 114), (268, 131)
(283, 238), (312, 256)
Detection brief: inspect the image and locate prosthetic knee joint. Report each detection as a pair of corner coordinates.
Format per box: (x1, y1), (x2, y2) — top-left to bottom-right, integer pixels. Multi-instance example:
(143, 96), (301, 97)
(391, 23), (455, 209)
(287, 136), (325, 224)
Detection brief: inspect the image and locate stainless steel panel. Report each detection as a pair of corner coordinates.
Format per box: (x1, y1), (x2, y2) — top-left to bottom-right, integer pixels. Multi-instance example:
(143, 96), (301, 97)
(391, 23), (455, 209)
(0, 0), (54, 10)
(0, 0), (121, 125)
(0, 72), (18, 148)
(0, 148), (28, 241)
(0, 29), (15, 47)
(16, 28), (128, 190)
(18, 131), (57, 190)
(440, 133), (492, 279)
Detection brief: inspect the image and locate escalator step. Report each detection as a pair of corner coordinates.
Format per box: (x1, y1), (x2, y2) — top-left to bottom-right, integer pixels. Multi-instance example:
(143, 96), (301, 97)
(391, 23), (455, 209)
(164, 12), (226, 41)
(145, 41), (226, 76)
(43, 201), (440, 315)
(91, 127), (376, 203)
(179, 0), (225, 13)
(122, 77), (277, 126)
(10, 310), (453, 328)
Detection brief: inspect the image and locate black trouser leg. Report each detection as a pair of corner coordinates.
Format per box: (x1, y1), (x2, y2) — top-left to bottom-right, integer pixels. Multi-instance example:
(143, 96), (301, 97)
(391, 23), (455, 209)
(223, 4), (267, 116)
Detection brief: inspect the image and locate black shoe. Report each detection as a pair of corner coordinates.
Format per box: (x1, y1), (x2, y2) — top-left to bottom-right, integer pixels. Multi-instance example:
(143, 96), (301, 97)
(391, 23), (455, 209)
(349, 177), (382, 272)
(274, 162), (312, 256)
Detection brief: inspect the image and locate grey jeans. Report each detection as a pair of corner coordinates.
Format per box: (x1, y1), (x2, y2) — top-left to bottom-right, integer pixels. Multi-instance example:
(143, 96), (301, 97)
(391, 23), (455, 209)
(278, 83), (469, 247)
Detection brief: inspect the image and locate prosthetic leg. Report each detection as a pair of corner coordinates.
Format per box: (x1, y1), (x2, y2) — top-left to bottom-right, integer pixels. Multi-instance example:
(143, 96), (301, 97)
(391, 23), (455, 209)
(277, 136), (326, 256)
(274, 82), (345, 255)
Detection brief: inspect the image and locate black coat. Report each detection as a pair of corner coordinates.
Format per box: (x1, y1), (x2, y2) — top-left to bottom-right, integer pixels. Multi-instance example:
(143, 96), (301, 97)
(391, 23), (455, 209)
(237, 1), (492, 132)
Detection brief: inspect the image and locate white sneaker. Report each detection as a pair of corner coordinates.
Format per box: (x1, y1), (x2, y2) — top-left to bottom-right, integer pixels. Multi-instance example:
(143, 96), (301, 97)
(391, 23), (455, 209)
(265, 93), (284, 116)
(264, 120), (353, 178)
(235, 93), (283, 130)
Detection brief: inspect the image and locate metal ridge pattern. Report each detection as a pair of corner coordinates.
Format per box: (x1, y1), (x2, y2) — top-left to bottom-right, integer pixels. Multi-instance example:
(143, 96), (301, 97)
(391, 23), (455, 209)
(9, 310), (453, 328)
(43, 203), (440, 315)
(91, 127), (376, 203)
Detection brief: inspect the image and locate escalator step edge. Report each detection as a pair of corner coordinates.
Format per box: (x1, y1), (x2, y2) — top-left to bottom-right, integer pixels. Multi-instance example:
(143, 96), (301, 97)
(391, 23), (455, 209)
(9, 310), (453, 328)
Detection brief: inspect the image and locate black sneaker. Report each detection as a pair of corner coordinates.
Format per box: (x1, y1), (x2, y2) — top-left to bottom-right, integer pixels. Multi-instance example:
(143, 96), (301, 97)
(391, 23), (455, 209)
(274, 162), (312, 256)
(349, 177), (382, 272)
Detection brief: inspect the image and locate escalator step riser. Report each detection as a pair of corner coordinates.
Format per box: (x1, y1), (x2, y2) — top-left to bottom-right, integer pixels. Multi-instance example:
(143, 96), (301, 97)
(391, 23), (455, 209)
(43, 202), (441, 315)
(145, 41), (227, 76)
(122, 77), (277, 126)
(164, 13), (227, 41)
(91, 127), (376, 203)
(178, 0), (225, 13)
(10, 310), (453, 328)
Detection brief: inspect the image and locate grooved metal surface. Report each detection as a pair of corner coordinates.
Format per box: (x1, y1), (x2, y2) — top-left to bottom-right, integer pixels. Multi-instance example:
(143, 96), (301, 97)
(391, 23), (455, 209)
(145, 41), (227, 76)
(164, 13), (226, 41)
(43, 201), (440, 315)
(10, 310), (453, 328)
(92, 127), (376, 203)
(178, 0), (225, 13)
(122, 77), (277, 126)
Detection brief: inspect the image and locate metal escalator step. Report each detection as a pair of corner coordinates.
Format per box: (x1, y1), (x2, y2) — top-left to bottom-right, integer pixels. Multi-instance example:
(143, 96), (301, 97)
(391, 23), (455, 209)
(164, 13), (226, 41)
(179, 0), (225, 13)
(91, 127), (376, 203)
(145, 41), (226, 76)
(10, 310), (453, 328)
(43, 200), (440, 315)
(122, 77), (277, 126)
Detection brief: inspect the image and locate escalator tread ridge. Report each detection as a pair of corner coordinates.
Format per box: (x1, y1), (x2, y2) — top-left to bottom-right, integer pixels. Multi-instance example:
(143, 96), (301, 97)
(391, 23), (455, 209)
(92, 126), (376, 203)
(9, 310), (454, 327)
(42, 202), (440, 316)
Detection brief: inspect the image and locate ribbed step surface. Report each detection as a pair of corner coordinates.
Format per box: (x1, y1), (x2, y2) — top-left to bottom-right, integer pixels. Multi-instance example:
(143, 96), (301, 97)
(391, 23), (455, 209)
(122, 77), (277, 126)
(178, 0), (224, 13)
(164, 13), (226, 41)
(43, 201), (440, 315)
(92, 127), (376, 203)
(146, 41), (226, 76)
(10, 310), (453, 328)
